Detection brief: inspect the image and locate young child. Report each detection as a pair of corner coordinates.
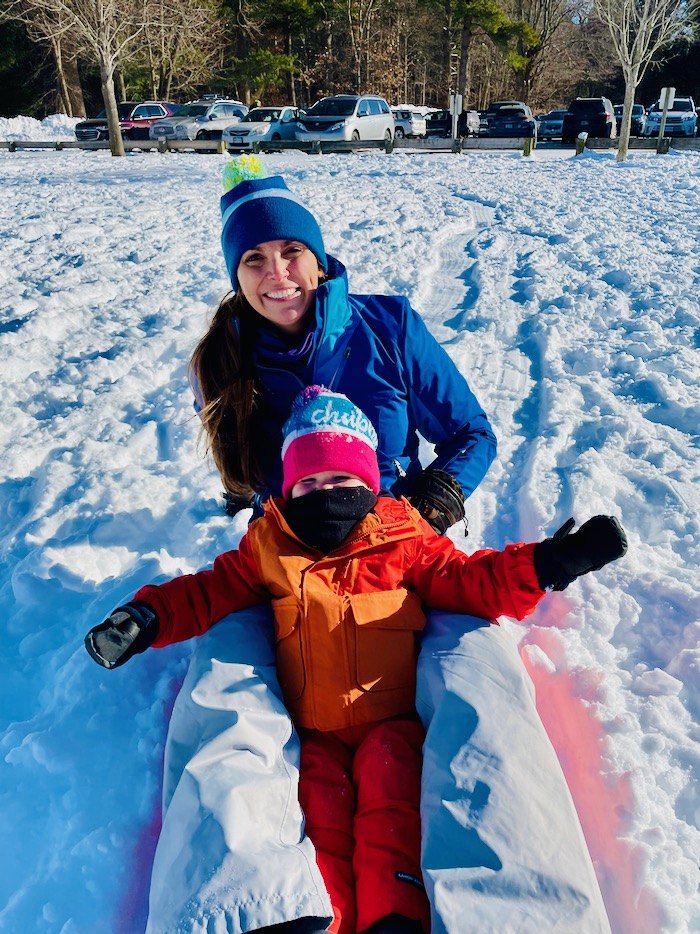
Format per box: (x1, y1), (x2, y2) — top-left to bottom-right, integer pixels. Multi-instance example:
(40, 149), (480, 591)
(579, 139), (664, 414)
(85, 385), (627, 934)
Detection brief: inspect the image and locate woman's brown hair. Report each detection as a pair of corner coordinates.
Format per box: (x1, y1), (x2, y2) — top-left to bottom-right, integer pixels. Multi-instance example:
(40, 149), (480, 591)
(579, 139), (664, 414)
(189, 291), (263, 495)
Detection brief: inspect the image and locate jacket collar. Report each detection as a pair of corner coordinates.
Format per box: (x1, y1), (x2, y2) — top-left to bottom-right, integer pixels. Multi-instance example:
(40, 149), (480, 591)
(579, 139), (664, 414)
(263, 495), (423, 557)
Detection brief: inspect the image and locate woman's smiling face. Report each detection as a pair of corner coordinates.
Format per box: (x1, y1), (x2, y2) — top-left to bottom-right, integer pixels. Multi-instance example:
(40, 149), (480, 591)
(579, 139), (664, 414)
(237, 239), (321, 335)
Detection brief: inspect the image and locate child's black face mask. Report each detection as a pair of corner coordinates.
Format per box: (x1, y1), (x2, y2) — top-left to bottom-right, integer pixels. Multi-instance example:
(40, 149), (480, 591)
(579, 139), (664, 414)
(284, 486), (378, 553)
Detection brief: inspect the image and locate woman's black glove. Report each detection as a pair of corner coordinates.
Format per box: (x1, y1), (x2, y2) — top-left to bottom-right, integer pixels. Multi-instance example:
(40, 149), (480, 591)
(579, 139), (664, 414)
(222, 489), (257, 517)
(534, 516), (627, 591)
(84, 601), (159, 669)
(396, 468), (466, 535)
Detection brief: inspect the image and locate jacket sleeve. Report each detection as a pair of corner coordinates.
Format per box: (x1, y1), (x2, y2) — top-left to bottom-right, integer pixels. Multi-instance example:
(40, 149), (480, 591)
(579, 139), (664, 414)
(403, 528), (545, 621)
(399, 299), (497, 500)
(135, 532), (270, 648)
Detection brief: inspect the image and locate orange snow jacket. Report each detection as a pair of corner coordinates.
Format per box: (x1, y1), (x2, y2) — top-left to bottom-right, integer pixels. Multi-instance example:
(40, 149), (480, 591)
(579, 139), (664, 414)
(141, 497), (544, 731)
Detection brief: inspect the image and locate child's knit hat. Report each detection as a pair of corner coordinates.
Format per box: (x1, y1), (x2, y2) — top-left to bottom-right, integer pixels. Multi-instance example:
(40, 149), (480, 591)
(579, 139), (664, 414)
(281, 386), (381, 498)
(221, 156), (328, 290)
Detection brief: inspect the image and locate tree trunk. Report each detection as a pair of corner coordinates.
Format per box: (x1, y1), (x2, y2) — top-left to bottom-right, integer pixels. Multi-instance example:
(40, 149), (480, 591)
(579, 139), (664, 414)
(443, 0), (453, 106)
(65, 53), (85, 117)
(287, 31), (297, 106)
(457, 19), (473, 109)
(52, 36), (73, 117)
(617, 62), (640, 162)
(99, 58), (125, 157)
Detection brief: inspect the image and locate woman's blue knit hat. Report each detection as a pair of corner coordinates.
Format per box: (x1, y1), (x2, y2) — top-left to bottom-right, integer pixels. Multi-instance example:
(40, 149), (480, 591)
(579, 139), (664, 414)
(221, 156), (328, 290)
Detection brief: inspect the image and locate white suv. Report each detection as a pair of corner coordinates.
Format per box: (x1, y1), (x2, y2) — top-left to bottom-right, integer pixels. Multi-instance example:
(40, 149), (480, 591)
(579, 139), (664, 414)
(644, 97), (697, 137)
(295, 95), (394, 143)
(149, 98), (248, 141)
(391, 108), (427, 138)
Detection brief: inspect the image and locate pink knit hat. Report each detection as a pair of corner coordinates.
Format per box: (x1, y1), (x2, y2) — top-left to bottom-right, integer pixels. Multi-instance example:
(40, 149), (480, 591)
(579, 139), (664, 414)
(281, 386), (381, 498)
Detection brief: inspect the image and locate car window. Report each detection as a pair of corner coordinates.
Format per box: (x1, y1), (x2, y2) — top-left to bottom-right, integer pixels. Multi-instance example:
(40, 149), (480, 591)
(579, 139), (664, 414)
(358, 101), (370, 116)
(174, 104), (208, 117)
(568, 100), (605, 113)
(117, 103), (137, 118)
(368, 100), (382, 115)
(308, 98), (357, 117)
(379, 100), (390, 114)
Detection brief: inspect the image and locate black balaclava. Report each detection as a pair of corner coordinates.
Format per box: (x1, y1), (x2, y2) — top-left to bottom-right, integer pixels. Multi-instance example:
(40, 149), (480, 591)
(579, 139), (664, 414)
(284, 486), (378, 554)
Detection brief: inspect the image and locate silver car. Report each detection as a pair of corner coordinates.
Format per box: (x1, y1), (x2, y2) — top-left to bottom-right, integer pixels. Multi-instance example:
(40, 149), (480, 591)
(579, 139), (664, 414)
(149, 98), (248, 141)
(295, 95), (394, 143)
(223, 106), (300, 151)
(391, 108), (427, 138)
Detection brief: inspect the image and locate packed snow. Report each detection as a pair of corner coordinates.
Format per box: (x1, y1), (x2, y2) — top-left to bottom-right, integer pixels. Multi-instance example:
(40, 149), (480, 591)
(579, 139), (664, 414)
(1, 121), (699, 934)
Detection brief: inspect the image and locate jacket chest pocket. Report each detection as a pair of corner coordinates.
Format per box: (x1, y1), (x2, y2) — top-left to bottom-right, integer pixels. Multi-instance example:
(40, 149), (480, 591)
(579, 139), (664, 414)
(351, 590), (425, 693)
(272, 597), (304, 700)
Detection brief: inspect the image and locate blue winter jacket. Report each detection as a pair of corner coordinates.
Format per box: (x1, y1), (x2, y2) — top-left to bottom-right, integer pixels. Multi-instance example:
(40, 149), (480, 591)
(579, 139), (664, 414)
(200, 256), (497, 500)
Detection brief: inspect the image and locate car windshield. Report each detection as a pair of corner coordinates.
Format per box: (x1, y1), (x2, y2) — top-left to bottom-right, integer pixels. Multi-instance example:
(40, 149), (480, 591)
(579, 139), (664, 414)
(242, 108), (282, 123)
(651, 98), (692, 112)
(172, 104), (208, 117)
(307, 98), (357, 117)
(95, 104), (136, 119)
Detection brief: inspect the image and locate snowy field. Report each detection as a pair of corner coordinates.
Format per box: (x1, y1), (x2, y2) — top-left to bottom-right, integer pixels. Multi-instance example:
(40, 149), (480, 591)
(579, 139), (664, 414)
(1, 114), (699, 934)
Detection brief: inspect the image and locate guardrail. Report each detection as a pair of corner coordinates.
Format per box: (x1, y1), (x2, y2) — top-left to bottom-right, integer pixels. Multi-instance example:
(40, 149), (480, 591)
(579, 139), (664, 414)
(576, 133), (700, 154)
(0, 136), (537, 155)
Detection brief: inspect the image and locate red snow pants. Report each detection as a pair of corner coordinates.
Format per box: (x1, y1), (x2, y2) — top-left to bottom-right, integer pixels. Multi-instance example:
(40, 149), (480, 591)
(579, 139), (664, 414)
(298, 716), (429, 934)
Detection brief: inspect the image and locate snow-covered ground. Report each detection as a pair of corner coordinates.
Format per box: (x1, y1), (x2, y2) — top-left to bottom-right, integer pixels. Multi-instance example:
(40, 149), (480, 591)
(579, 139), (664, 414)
(1, 121), (699, 934)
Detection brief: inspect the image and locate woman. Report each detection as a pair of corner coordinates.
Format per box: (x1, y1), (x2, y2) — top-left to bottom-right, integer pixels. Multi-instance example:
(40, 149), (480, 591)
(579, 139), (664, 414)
(146, 158), (611, 934)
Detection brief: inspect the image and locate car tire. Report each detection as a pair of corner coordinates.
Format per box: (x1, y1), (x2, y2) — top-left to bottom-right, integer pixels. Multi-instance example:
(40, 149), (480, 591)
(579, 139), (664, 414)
(271, 133), (281, 140)
(351, 130), (360, 141)
(196, 131), (211, 140)
(395, 127), (405, 139)
(384, 129), (392, 141)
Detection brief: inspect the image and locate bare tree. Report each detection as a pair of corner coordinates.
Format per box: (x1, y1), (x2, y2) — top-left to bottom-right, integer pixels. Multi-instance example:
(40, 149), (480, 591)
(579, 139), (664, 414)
(595, 0), (699, 160)
(138, 0), (223, 101)
(2, 0), (147, 155)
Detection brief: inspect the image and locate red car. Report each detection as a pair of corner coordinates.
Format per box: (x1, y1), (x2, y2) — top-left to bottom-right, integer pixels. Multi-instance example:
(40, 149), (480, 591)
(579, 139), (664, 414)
(74, 101), (179, 141)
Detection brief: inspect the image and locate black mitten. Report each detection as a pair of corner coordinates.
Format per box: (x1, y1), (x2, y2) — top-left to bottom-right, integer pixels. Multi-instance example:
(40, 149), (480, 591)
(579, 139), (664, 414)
(84, 601), (159, 669)
(395, 468), (466, 535)
(534, 516), (628, 591)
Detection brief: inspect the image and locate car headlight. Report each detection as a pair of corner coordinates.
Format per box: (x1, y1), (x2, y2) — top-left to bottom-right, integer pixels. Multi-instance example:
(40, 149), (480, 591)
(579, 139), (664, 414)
(327, 122), (345, 132)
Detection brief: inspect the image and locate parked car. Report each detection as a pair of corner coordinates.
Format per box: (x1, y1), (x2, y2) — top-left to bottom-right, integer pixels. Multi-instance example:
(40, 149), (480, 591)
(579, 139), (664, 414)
(391, 108), (427, 138)
(295, 95), (394, 143)
(561, 97), (616, 144)
(614, 103), (646, 136)
(643, 96), (697, 137)
(149, 97), (248, 141)
(223, 106), (300, 151)
(536, 109), (567, 140)
(488, 103), (537, 139)
(74, 101), (178, 141)
(424, 109), (453, 137)
(479, 101), (528, 136)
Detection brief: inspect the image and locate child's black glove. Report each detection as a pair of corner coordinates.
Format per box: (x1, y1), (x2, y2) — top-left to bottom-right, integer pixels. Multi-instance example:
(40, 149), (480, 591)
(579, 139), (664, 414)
(396, 468), (466, 535)
(534, 516), (628, 591)
(84, 601), (159, 669)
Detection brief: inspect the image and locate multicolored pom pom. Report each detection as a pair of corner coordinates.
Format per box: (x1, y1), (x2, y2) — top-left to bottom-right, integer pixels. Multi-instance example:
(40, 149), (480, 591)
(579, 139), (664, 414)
(222, 155), (268, 192)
